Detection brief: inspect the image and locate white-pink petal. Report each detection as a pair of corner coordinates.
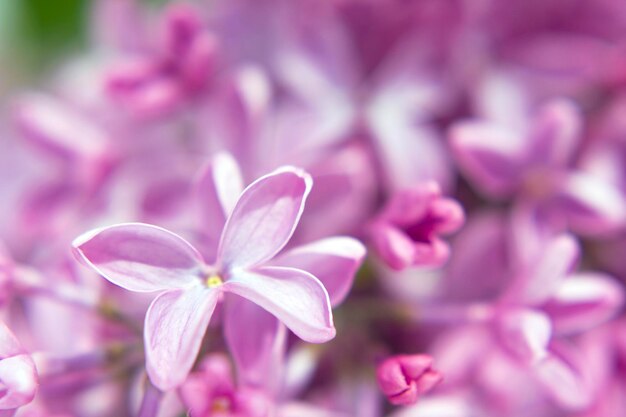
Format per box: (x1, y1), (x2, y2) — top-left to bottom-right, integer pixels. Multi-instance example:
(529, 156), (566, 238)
(272, 237), (366, 306)
(73, 223), (204, 292)
(555, 171), (626, 236)
(217, 168), (312, 270)
(13, 93), (108, 161)
(144, 286), (220, 390)
(278, 403), (351, 417)
(0, 354), (38, 410)
(223, 266), (335, 343)
(0, 322), (22, 358)
(0, 323), (37, 411)
(196, 152), (244, 238)
(516, 234), (580, 305)
(533, 344), (593, 410)
(497, 309), (552, 363)
(545, 272), (624, 334)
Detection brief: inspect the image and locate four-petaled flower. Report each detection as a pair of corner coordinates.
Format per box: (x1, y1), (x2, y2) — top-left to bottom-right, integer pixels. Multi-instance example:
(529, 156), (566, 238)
(73, 167), (340, 390)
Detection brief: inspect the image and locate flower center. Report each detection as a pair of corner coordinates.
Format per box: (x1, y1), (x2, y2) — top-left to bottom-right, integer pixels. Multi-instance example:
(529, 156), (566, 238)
(211, 396), (232, 413)
(206, 274), (223, 288)
(523, 168), (556, 200)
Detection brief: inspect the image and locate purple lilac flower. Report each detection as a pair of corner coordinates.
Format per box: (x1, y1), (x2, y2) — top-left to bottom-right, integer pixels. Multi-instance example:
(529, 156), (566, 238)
(73, 166), (364, 390)
(1, 0), (626, 416)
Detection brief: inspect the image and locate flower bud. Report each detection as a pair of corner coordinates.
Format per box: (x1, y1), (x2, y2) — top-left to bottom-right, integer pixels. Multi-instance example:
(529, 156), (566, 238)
(376, 354), (442, 406)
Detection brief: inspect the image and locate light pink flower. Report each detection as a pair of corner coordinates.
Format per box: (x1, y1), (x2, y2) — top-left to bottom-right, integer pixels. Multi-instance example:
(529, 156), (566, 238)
(72, 167), (337, 390)
(195, 153), (366, 393)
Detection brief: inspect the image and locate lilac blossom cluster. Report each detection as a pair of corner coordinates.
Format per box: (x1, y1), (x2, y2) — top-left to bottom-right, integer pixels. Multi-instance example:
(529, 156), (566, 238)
(2, 0), (626, 416)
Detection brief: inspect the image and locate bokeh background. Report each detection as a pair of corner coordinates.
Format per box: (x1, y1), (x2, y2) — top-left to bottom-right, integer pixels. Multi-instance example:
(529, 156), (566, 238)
(2, 1), (626, 416)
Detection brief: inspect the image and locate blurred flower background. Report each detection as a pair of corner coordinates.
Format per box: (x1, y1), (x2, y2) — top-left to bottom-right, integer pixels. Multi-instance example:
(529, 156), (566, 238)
(2, 0), (626, 416)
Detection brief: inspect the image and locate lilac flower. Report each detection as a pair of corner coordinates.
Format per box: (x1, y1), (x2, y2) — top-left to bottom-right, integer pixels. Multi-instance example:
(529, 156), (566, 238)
(6, 0), (626, 415)
(180, 353), (351, 417)
(432, 211), (625, 409)
(368, 182), (464, 270)
(196, 153), (366, 393)
(273, 18), (454, 192)
(105, 2), (218, 118)
(179, 354), (272, 417)
(196, 67), (378, 242)
(72, 167), (339, 390)
(450, 99), (626, 236)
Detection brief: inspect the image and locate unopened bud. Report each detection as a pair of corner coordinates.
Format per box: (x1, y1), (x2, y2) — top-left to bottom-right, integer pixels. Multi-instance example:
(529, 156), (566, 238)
(376, 354), (442, 406)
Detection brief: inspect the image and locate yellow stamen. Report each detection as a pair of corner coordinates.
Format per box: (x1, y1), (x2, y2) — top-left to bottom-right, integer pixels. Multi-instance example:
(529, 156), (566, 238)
(206, 274), (223, 288)
(211, 397), (231, 412)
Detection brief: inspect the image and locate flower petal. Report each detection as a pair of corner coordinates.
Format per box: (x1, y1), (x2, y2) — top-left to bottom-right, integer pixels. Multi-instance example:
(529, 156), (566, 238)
(387, 394), (476, 417)
(533, 343), (593, 410)
(224, 295), (286, 393)
(13, 94), (108, 161)
(366, 70), (453, 191)
(496, 308), (552, 363)
(279, 403), (351, 417)
(217, 168), (312, 269)
(272, 237), (366, 306)
(449, 121), (529, 197)
(529, 99), (582, 168)
(368, 223), (416, 271)
(554, 171), (626, 236)
(0, 322), (23, 358)
(144, 286), (219, 390)
(196, 152), (244, 237)
(544, 272), (624, 334)
(512, 234), (580, 305)
(0, 354), (38, 410)
(72, 223), (204, 292)
(223, 266), (335, 343)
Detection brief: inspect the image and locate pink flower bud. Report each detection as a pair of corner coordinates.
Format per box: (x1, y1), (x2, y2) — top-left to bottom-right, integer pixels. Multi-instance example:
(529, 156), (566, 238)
(369, 182), (464, 270)
(376, 354), (442, 406)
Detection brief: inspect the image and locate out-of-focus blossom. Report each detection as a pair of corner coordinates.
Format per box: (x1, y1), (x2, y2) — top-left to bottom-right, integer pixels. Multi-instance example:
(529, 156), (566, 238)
(0, 322), (38, 415)
(450, 99), (626, 236)
(180, 353), (350, 417)
(429, 212), (625, 410)
(179, 354), (272, 417)
(105, 2), (219, 119)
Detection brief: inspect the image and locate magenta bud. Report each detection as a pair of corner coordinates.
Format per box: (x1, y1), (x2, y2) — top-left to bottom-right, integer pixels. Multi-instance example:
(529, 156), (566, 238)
(376, 354), (443, 406)
(369, 182), (465, 270)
